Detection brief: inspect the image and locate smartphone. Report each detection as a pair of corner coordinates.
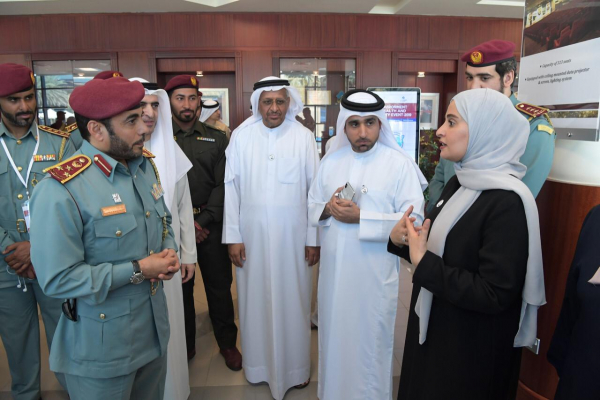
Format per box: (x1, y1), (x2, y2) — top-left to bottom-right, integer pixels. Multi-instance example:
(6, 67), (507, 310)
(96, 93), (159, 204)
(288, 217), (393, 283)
(338, 182), (356, 201)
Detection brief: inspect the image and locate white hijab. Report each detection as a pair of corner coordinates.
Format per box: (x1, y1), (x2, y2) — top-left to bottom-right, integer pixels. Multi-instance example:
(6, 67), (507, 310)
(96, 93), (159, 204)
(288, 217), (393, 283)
(415, 88), (545, 347)
(326, 91), (428, 190)
(130, 77), (193, 211)
(199, 100), (219, 123)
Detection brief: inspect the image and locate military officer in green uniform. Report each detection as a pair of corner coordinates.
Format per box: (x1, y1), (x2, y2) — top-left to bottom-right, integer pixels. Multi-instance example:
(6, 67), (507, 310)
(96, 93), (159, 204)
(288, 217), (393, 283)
(0, 63), (74, 400)
(166, 75), (242, 370)
(29, 77), (181, 400)
(63, 70), (125, 151)
(427, 40), (555, 214)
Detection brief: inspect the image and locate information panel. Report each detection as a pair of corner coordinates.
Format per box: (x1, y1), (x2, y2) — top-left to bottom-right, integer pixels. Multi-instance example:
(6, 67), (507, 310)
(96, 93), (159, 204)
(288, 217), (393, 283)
(367, 87), (420, 163)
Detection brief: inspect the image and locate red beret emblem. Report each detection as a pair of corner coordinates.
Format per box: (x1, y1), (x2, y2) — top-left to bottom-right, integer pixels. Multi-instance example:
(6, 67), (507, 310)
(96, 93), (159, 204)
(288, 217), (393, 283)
(191, 77), (197, 86)
(30, 72), (35, 85)
(470, 51), (483, 65)
(113, 72), (122, 78)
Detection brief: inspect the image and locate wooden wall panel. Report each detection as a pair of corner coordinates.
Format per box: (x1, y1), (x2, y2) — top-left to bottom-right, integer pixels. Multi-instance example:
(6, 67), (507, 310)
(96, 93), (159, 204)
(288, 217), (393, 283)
(118, 52), (156, 82)
(398, 59), (457, 73)
(321, 15), (357, 49)
(428, 17), (460, 51)
(356, 16), (402, 50)
(107, 14), (156, 51)
(0, 17), (31, 53)
(154, 14), (235, 49)
(157, 58), (235, 73)
(460, 18), (523, 51)
(30, 15), (111, 53)
(234, 14), (279, 48)
(405, 16), (430, 50)
(362, 51), (392, 88)
(279, 14), (322, 49)
(241, 50), (273, 92)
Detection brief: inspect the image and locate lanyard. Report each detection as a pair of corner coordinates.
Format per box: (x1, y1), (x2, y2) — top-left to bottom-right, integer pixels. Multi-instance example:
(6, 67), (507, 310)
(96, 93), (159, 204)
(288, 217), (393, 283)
(0, 125), (40, 199)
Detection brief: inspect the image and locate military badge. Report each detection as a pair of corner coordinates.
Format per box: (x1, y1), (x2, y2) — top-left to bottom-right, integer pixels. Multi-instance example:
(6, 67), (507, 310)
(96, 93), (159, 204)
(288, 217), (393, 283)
(470, 51), (483, 65)
(197, 137), (216, 142)
(516, 102), (549, 118)
(30, 71), (35, 85)
(112, 193), (122, 203)
(45, 155), (91, 184)
(151, 183), (165, 200)
(191, 76), (197, 86)
(101, 204), (127, 217)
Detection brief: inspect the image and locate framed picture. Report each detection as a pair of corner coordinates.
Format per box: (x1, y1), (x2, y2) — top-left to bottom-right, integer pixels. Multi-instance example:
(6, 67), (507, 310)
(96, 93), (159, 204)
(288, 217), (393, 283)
(200, 88), (229, 126)
(420, 93), (439, 130)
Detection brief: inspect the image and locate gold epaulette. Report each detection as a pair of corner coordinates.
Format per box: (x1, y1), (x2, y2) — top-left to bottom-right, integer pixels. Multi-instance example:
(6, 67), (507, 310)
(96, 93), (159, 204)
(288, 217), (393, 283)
(44, 155), (91, 184)
(65, 123), (78, 133)
(38, 125), (71, 139)
(515, 103), (549, 119)
(142, 148), (155, 158)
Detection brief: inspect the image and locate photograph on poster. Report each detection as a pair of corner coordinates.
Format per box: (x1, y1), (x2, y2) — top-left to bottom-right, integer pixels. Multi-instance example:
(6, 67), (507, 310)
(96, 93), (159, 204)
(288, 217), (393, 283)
(200, 88), (229, 126)
(419, 93), (439, 130)
(523, 0), (600, 57)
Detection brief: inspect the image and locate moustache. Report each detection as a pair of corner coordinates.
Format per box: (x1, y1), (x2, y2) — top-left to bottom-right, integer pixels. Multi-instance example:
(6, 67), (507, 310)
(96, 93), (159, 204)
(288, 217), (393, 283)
(16, 112), (33, 117)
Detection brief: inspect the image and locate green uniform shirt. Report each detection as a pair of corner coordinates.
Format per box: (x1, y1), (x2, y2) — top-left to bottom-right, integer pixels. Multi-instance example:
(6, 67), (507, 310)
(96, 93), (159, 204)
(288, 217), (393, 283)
(29, 140), (176, 378)
(426, 93), (555, 214)
(0, 121), (76, 288)
(173, 120), (228, 228)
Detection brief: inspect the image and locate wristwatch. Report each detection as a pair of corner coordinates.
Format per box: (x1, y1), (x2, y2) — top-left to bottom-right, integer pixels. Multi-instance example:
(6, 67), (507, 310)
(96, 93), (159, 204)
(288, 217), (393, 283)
(130, 260), (145, 285)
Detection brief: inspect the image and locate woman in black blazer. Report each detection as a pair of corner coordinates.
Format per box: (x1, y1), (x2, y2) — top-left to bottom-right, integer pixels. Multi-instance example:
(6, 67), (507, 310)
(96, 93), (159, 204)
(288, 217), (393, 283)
(548, 205), (600, 400)
(389, 89), (545, 400)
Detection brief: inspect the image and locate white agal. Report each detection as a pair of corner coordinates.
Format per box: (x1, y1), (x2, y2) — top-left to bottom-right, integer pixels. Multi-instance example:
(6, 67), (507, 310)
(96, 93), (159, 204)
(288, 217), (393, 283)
(223, 119), (320, 400)
(308, 142), (425, 400)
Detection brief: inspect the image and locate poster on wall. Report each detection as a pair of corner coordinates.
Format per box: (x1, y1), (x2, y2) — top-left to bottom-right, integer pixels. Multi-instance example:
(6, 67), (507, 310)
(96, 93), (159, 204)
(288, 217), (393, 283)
(519, 0), (600, 141)
(367, 87), (420, 163)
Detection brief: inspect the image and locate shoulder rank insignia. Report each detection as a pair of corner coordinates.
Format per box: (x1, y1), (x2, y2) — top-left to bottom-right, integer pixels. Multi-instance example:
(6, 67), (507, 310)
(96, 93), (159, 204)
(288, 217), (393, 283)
(65, 123), (78, 133)
(142, 148), (155, 158)
(44, 155), (91, 184)
(38, 125), (71, 139)
(515, 103), (549, 119)
(197, 137), (216, 142)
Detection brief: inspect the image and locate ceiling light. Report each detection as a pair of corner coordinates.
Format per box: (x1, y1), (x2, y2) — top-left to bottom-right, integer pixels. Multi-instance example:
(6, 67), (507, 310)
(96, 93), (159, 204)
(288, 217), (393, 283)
(77, 73), (85, 77)
(477, 0), (525, 6)
(417, 72), (425, 78)
(77, 68), (101, 72)
(196, 71), (203, 77)
(185, 0), (238, 7)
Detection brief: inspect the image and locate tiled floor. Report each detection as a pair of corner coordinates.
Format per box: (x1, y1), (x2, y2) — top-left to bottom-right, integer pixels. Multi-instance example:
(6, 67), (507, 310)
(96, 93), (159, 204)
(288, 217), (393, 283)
(0, 260), (413, 400)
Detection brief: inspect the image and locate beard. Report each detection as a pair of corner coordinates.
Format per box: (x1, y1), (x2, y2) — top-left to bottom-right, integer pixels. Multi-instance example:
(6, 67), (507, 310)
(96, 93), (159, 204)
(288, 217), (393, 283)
(1, 107), (35, 128)
(173, 109), (196, 123)
(106, 123), (144, 160)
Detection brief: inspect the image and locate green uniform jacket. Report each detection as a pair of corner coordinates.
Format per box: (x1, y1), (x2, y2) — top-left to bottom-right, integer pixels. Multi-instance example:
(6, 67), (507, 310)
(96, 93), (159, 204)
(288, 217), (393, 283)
(0, 121), (76, 289)
(173, 120), (228, 228)
(29, 140), (177, 379)
(426, 93), (555, 214)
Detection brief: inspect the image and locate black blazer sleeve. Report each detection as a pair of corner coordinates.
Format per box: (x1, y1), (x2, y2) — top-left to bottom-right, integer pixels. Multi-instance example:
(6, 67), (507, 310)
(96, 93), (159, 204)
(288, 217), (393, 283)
(388, 238), (410, 261)
(412, 191), (529, 314)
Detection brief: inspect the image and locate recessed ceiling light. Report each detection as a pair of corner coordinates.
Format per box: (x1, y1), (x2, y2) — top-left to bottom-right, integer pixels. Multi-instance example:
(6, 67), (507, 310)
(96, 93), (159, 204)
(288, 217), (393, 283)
(185, 0), (238, 7)
(477, 0), (525, 6)
(417, 72), (425, 78)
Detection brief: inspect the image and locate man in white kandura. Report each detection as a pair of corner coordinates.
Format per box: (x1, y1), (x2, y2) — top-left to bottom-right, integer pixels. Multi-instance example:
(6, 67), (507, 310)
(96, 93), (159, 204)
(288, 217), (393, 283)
(223, 76), (320, 399)
(308, 89), (427, 400)
(130, 78), (196, 400)
(199, 99), (231, 139)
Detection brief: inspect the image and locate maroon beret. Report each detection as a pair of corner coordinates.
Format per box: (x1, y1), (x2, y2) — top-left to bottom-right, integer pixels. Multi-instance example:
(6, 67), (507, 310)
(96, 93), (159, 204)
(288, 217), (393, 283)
(0, 63), (36, 97)
(461, 40), (516, 67)
(70, 77), (144, 120)
(164, 75), (199, 92)
(94, 70), (124, 80)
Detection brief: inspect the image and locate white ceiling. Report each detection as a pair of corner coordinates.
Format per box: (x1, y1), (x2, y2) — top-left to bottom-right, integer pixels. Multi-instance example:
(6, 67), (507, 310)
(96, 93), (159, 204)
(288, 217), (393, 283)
(0, 0), (525, 18)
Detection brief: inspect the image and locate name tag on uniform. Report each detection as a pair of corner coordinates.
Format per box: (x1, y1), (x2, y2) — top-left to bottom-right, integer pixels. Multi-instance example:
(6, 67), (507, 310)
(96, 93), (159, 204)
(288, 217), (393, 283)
(33, 154), (56, 162)
(101, 204), (127, 217)
(151, 183), (165, 200)
(197, 137), (215, 142)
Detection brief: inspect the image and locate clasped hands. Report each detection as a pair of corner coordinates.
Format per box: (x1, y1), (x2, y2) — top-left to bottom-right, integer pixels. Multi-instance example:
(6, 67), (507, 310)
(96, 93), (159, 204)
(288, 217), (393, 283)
(194, 221), (210, 243)
(3, 241), (36, 279)
(390, 205), (432, 267)
(320, 187), (360, 224)
(139, 248), (180, 282)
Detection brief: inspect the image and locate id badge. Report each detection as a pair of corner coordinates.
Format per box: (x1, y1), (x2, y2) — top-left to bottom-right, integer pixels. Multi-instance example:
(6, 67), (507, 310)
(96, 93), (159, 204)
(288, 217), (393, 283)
(22, 200), (31, 231)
